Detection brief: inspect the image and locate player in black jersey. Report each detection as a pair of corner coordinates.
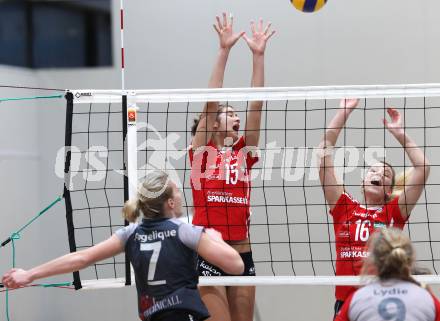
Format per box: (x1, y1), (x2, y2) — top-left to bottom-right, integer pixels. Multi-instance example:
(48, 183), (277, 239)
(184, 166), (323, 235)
(2, 170), (244, 321)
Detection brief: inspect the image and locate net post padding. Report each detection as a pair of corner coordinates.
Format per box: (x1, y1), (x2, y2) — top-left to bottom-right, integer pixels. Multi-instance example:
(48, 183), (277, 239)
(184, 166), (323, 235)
(64, 91), (82, 290)
(122, 93), (140, 286)
(122, 93), (132, 286)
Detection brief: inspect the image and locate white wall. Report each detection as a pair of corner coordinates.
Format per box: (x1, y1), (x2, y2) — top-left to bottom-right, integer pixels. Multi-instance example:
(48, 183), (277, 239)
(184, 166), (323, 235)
(1, 0), (440, 320)
(0, 66), (44, 320)
(121, 0), (440, 89)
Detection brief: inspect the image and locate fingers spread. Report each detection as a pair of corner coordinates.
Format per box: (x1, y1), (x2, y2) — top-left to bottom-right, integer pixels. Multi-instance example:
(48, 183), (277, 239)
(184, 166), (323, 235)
(213, 24), (220, 34)
(267, 29), (276, 40)
(242, 33), (250, 44)
(222, 12), (227, 27)
(216, 16), (222, 31)
(250, 20), (256, 34)
(263, 22), (272, 35)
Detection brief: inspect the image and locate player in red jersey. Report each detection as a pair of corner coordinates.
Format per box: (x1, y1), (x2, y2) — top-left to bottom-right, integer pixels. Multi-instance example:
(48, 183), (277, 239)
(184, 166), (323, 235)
(318, 98), (430, 317)
(189, 13), (275, 321)
(335, 228), (440, 321)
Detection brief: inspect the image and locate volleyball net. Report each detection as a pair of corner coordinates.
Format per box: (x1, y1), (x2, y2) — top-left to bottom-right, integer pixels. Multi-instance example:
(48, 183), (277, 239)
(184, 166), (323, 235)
(62, 84), (440, 289)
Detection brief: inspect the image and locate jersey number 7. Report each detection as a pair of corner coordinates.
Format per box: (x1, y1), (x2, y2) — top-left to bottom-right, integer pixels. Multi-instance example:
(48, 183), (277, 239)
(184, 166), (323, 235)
(140, 241), (167, 285)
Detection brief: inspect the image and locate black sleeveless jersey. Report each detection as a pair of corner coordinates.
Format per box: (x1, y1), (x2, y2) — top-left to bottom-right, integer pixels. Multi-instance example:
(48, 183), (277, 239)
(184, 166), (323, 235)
(116, 218), (209, 320)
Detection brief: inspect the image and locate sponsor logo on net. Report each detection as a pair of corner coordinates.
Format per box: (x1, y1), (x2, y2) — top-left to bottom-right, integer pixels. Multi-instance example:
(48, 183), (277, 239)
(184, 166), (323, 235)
(74, 92), (92, 98)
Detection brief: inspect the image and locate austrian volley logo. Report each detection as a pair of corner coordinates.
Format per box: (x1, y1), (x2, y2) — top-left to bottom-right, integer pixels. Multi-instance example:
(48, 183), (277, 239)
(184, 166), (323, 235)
(127, 107), (136, 125)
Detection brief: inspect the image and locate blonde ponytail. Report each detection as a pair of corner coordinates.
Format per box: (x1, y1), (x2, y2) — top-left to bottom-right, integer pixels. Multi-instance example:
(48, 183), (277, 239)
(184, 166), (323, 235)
(122, 198), (140, 223)
(364, 228), (419, 286)
(121, 170), (174, 222)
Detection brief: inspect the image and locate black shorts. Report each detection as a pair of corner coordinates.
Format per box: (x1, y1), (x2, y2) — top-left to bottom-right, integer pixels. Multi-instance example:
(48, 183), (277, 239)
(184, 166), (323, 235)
(151, 309), (206, 321)
(198, 252), (256, 277)
(333, 300), (345, 320)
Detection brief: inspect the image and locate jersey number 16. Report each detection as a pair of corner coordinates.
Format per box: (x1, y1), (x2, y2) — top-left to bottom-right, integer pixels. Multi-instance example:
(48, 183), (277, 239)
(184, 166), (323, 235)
(354, 219), (371, 242)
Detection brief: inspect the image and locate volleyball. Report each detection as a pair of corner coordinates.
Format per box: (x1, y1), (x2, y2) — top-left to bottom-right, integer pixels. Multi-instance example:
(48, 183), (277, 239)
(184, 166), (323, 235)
(291, 0), (327, 13)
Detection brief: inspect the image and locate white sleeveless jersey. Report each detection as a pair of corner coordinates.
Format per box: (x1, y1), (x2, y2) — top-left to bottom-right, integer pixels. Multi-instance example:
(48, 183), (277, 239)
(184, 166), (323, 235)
(336, 280), (440, 321)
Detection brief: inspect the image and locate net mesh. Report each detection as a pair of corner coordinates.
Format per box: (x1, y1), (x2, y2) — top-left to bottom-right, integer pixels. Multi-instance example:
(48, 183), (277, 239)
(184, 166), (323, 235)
(65, 99), (127, 284)
(63, 86), (440, 288)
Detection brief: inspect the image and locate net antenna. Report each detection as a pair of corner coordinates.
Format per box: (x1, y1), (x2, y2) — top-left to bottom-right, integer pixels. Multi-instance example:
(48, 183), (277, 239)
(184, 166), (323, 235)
(63, 84), (440, 290)
(119, 0), (126, 91)
(120, 0), (136, 287)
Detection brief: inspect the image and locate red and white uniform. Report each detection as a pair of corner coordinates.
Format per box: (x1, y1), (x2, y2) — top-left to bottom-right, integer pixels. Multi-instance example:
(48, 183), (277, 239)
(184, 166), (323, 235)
(189, 136), (258, 241)
(331, 193), (407, 301)
(335, 280), (440, 321)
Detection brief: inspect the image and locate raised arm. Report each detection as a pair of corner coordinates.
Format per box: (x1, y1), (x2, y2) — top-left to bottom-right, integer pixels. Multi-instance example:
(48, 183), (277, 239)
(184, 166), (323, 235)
(197, 228), (244, 275)
(192, 13), (244, 150)
(318, 99), (359, 210)
(2, 235), (123, 289)
(242, 19), (275, 147)
(384, 108), (430, 220)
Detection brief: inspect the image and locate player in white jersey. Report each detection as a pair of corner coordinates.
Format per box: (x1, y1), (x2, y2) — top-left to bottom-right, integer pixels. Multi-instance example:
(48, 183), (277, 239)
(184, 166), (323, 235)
(335, 228), (440, 321)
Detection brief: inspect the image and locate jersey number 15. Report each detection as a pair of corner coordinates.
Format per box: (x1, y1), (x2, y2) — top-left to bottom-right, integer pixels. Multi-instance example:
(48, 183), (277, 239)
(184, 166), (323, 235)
(225, 163), (238, 185)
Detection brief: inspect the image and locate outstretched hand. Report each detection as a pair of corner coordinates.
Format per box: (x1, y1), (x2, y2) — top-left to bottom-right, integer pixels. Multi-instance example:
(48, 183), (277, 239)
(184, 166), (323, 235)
(2, 268), (32, 289)
(243, 19), (276, 55)
(213, 13), (244, 50)
(383, 107), (404, 137)
(339, 98), (359, 110)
